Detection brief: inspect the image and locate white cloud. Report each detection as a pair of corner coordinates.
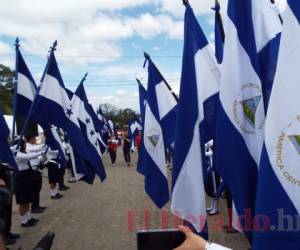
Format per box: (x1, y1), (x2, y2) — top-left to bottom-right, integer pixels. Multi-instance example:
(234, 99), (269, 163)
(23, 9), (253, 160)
(0, 1), (185, 68)
(156, 0), (228, 18)
(128, 13), (184, 40)
(91, 89), (140, 111)
(0, 0), (223, 110)
(116, 89), (128, 97)
(0, 41), (14, 68)
(96, 63), (144, 80)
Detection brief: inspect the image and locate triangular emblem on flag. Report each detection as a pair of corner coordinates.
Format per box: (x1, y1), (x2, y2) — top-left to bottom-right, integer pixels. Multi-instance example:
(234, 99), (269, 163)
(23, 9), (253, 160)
(148, 134), (160, 147)
(240, 95), (261, 129)
(288, 135), (300, 155)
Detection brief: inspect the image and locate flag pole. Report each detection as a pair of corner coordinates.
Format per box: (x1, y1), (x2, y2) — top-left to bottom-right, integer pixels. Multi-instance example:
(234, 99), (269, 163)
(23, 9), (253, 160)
(12, 37), (20, 142)
(17, 40), (57, 148)
(143, 52), (179, 102)
(80, 72), (88, 85)
(212, 0), (225, 43)
(270, 0), (283, 24)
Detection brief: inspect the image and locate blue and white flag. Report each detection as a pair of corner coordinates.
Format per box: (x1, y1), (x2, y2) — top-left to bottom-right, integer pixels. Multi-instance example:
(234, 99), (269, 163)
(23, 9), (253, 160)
(14, 46), (37, 117)
(136, 79), (147, 175)
(143, 54), (177, 208)
(65, 87), (74, 100)
(128, 117), (142, 151)
(29, 43), (93, 178)
(171, 3), (220, 233)
(97, 108), (105, 123)
(87, 104), (107, 154)
(0, 113), (17, 169)
(43, 125), (67, 168)
(253, 2), (300, 248)
(215, 0), (281, 241)
(14, 44), (67, 166)
(254, 1), (283, 110)
(72, 76), (106, 181)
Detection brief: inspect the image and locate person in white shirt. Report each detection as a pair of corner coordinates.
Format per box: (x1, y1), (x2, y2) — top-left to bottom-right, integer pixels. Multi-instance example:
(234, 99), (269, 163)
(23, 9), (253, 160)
(174, 226), (232, 250)
(14, 139), (42, 227)
(26, 136), (47, 214)
(45, 148), (63, 200)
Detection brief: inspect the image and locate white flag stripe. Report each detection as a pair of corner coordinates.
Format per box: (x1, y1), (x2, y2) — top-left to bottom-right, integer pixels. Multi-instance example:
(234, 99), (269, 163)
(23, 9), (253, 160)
(194, 46), (220, 120)
(171, 121), (206, 232)
(252, 0), (282, 52)
(18, 73), (35, 101)
(39, 74), (81, 128)
(155, 81), (177, 120)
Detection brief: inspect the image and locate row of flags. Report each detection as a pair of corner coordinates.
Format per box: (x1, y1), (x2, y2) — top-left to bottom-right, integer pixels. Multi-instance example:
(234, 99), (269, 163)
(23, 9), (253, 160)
(11, 40), (107, 183)
(136, 0), (300, 249)
(0, 0), (298, 248)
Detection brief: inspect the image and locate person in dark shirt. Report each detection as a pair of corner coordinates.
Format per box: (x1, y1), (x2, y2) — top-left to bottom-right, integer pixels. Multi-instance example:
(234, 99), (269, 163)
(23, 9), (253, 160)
(0, 162), (20, 246)
(122, 131), (131, 167)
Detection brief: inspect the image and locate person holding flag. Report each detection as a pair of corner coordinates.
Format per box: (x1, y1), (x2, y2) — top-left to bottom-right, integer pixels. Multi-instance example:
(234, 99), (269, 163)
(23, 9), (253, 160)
(26, 135), (47, 213)
(14, 138), (42, 227)
(45, 147), (63, 200)
(0, 113), (20, 244)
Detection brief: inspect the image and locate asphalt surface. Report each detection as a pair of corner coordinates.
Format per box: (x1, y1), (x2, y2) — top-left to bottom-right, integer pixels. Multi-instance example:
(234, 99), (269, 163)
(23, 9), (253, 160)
(9, 150), (250, 250)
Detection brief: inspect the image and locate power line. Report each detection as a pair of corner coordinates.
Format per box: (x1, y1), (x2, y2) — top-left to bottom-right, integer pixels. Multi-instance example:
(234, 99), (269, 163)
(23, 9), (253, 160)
(0, 78), (180, 85)
(0, 53), (182, 59)
(66, 83), (138, 87)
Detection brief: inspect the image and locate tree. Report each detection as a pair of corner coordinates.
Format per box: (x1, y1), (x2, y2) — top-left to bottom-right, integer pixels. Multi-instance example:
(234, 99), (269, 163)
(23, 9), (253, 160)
(0, 64), (14, 115)
(98, 103), (139, 129)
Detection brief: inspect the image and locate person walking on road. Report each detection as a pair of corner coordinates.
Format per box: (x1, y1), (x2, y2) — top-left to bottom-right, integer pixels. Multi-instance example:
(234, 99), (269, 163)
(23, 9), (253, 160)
(107, 132), (118, 167)
(122, 131), (131, 167)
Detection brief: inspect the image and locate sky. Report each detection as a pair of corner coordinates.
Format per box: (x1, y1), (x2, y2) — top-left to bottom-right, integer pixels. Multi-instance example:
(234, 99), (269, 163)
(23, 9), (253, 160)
(0, 0), (228, 112)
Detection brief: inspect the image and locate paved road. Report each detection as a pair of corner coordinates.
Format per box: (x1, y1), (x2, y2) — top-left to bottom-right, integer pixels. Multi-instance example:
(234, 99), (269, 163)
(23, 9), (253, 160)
(10, 151), (249, 250)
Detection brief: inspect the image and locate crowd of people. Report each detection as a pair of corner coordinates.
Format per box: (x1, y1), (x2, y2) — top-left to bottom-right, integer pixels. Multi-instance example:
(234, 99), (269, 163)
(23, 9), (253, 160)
(0, 126), (143, 249)
(107, 130), (142, 167)
(0, 134), (75, 248)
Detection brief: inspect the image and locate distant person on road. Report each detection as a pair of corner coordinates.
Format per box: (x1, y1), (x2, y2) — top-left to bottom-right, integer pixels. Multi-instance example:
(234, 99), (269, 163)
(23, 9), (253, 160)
(135, 130), (142, 156)
(107, 132), (118, 167)
(122, 131), (131, 167)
